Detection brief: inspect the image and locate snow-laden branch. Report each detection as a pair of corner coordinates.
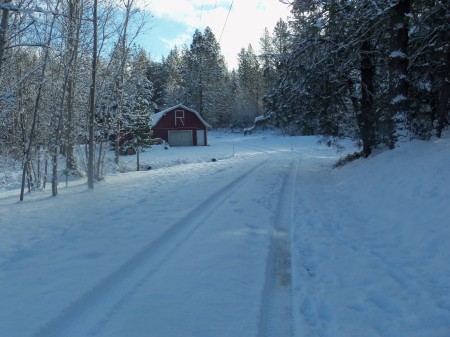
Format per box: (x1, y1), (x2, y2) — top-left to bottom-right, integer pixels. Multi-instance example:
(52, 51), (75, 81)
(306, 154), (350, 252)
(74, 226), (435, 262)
(0, 3), (64, 17)
(4, 43), (49, 49)
(389, 50), (408, 59)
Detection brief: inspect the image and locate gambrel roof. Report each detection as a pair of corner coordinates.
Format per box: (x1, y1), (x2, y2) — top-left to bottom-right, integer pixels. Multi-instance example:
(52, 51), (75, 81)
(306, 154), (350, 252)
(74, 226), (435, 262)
(151, 104), (212, 128)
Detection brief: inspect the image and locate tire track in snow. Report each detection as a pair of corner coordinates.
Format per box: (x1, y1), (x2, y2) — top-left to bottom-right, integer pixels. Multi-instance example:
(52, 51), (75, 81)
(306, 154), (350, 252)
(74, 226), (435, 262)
(30, 158), (270, 337)
(257, 159), (297, 337)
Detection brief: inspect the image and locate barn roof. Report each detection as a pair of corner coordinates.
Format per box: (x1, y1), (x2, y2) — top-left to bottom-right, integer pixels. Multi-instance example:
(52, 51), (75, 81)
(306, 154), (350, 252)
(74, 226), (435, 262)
(151, 104), (212, 128)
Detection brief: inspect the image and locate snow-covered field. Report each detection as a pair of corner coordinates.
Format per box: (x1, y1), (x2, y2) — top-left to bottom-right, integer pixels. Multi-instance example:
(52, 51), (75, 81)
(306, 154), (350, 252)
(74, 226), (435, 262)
(1, 131), (449, 337)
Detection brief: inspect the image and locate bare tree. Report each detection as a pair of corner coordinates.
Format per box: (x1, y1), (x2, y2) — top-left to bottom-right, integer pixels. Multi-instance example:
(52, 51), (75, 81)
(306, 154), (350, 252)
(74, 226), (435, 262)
(114, 0), (135, 165)
(64, 0), (84, 174)
(20, 0), (61, 201)
(0, 0), (11, 77)
(87, 0), (98, 189)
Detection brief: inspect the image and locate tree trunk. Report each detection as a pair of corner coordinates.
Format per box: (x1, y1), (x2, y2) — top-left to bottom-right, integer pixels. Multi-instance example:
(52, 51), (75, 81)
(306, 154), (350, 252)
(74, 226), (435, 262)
(50, 1), (81, 196)
(52, 65), (71, 196)
(388, 0), (411, 149)
(114, 0), (134, 165)
(20, 2), (60, 201)
(87, 0), (98, 189)
(359, 36), (375, 157)
(436, 43), (449, 138)
(0, 0), (10, 78)
(96, 139), (104, 179)
(51, 153), (58, 196)
(65, 0), (82, 172)
(136, 147), (140, 171)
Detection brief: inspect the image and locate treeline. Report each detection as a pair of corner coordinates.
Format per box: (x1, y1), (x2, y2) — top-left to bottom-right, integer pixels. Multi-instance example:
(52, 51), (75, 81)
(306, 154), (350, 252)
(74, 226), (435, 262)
(0, 1), (448, 199)
(267, 0), (449, 156)
(0, 0), (289, 199)
(148, 20), (290, 129)
(0, 0), (153, 198)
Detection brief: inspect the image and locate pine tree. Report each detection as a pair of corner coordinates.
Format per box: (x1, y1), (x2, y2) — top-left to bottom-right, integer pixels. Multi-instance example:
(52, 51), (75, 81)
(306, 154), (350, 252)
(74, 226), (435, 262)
(237, 45), (263, 125)
(122, 47), (155, 168)
(408, 0), (449, 138)
(182, 27), (228, 126)
(271, 19), (290, 70)
(265, 1), (389, 147)
(387, 0), (411, 148)
(159, 47), (185, 108)
(259, 27), (278, 107)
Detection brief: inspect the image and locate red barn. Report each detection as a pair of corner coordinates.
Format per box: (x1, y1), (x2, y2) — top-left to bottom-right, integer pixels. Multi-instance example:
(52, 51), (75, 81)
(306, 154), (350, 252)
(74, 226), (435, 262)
(151, 104), (211, 146)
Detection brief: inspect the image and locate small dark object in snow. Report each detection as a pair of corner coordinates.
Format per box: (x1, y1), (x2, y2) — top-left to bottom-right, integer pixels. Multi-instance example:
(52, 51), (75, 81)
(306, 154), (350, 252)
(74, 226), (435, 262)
(164, 145), (169, 150)
(333, 151), (364, 168)
(139, 164), (152, 171)
(211, 158), (217, 162)
(151, 137), (164, 145)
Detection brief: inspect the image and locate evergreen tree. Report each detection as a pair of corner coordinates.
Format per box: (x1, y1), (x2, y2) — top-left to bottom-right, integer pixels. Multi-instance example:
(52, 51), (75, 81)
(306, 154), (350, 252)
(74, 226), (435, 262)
(161, 47), (185, 108)
(237, 45), (263, 124)
(408, 0), (449, 139)
(146, 60), (165, 110)
(388, 0), (411, 148)
(264, 0), (448, 149)
(271, 18), (291, 70)
(259, 27), (277, 104)
(181, 27), (229, 126)
(266, 1), (358, 136)
(122, 47), (155, 162)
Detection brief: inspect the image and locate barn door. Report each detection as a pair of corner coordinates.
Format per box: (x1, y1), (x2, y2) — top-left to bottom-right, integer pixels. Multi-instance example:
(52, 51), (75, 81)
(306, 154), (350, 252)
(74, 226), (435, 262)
(196, 130), (205, 146)
(168, 130), (193, 146)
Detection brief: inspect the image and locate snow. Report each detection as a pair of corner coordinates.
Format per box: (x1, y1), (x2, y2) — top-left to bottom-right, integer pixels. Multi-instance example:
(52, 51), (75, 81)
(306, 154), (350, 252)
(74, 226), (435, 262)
(1, 131), (449, 337)
(391, 94), (408, 105)
(389, 50), (408, 59)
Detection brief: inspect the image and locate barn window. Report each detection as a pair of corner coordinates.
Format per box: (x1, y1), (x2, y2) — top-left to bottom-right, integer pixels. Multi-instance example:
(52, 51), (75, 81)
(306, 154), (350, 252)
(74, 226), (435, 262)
(175, 110), (185, 126)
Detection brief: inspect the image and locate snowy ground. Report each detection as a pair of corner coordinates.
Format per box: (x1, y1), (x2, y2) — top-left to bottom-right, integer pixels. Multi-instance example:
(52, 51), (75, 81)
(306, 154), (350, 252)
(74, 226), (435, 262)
(1, 131), (449, 337)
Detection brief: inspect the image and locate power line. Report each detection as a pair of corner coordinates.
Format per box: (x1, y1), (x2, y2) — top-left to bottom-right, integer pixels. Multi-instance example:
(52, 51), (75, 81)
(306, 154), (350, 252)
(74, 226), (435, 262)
(219, 0), (235, 43)
(199, 0), (204, 25)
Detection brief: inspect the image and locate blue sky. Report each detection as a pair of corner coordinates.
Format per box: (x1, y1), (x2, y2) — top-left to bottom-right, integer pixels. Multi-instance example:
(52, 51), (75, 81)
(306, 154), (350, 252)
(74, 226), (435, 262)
(135, 0), (291, 70)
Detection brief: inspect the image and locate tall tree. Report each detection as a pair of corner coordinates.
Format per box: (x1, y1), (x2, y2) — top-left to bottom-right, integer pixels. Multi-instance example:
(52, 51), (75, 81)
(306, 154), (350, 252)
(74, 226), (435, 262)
(266, 1), (358, 136)
(158, 47), (184, 108)
(408, 0), (449, 138)
(122, 47), (155, 169)
(50, 0), (85, 196)
(0, 0), (11, 78)
(87, 0), (99, 189)
(237, 44), (263, 123)
(20, 0), (61, 200)
(388, 0), (411, 149)
(182, 27), (228, 126)
(63, 0), (84, 174)
(113, 0), (133, 164)
(271, 18), (290, 70)
(436, 42), (450, 137)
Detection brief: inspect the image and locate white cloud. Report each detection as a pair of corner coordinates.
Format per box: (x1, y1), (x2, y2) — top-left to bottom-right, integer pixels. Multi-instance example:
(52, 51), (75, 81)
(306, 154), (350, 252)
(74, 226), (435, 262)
(217, 0), (291, 69)
(137, 0), (291, 69)
(160, 32), (193, 51)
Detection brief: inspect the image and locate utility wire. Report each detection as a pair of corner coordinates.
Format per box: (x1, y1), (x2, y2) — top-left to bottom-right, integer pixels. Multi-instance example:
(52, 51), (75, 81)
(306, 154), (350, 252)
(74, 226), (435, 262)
(199, 0), (204, 25)
(219, 0), (235, 43)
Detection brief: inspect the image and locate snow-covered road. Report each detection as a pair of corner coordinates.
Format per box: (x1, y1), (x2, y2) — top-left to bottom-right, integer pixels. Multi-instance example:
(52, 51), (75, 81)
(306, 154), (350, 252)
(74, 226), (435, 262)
(1, 136), (307, 337)
(1, 132), (449, 337)
(36, 158), (295, 337)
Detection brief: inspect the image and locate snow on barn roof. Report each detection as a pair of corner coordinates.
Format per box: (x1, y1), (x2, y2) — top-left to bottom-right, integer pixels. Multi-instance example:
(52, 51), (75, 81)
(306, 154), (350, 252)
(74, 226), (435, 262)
(151, 104), (212, 129)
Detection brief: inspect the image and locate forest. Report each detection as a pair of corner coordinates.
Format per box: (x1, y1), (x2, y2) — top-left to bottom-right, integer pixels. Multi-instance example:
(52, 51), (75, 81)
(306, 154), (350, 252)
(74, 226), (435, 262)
(0, 0), (449, 198)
